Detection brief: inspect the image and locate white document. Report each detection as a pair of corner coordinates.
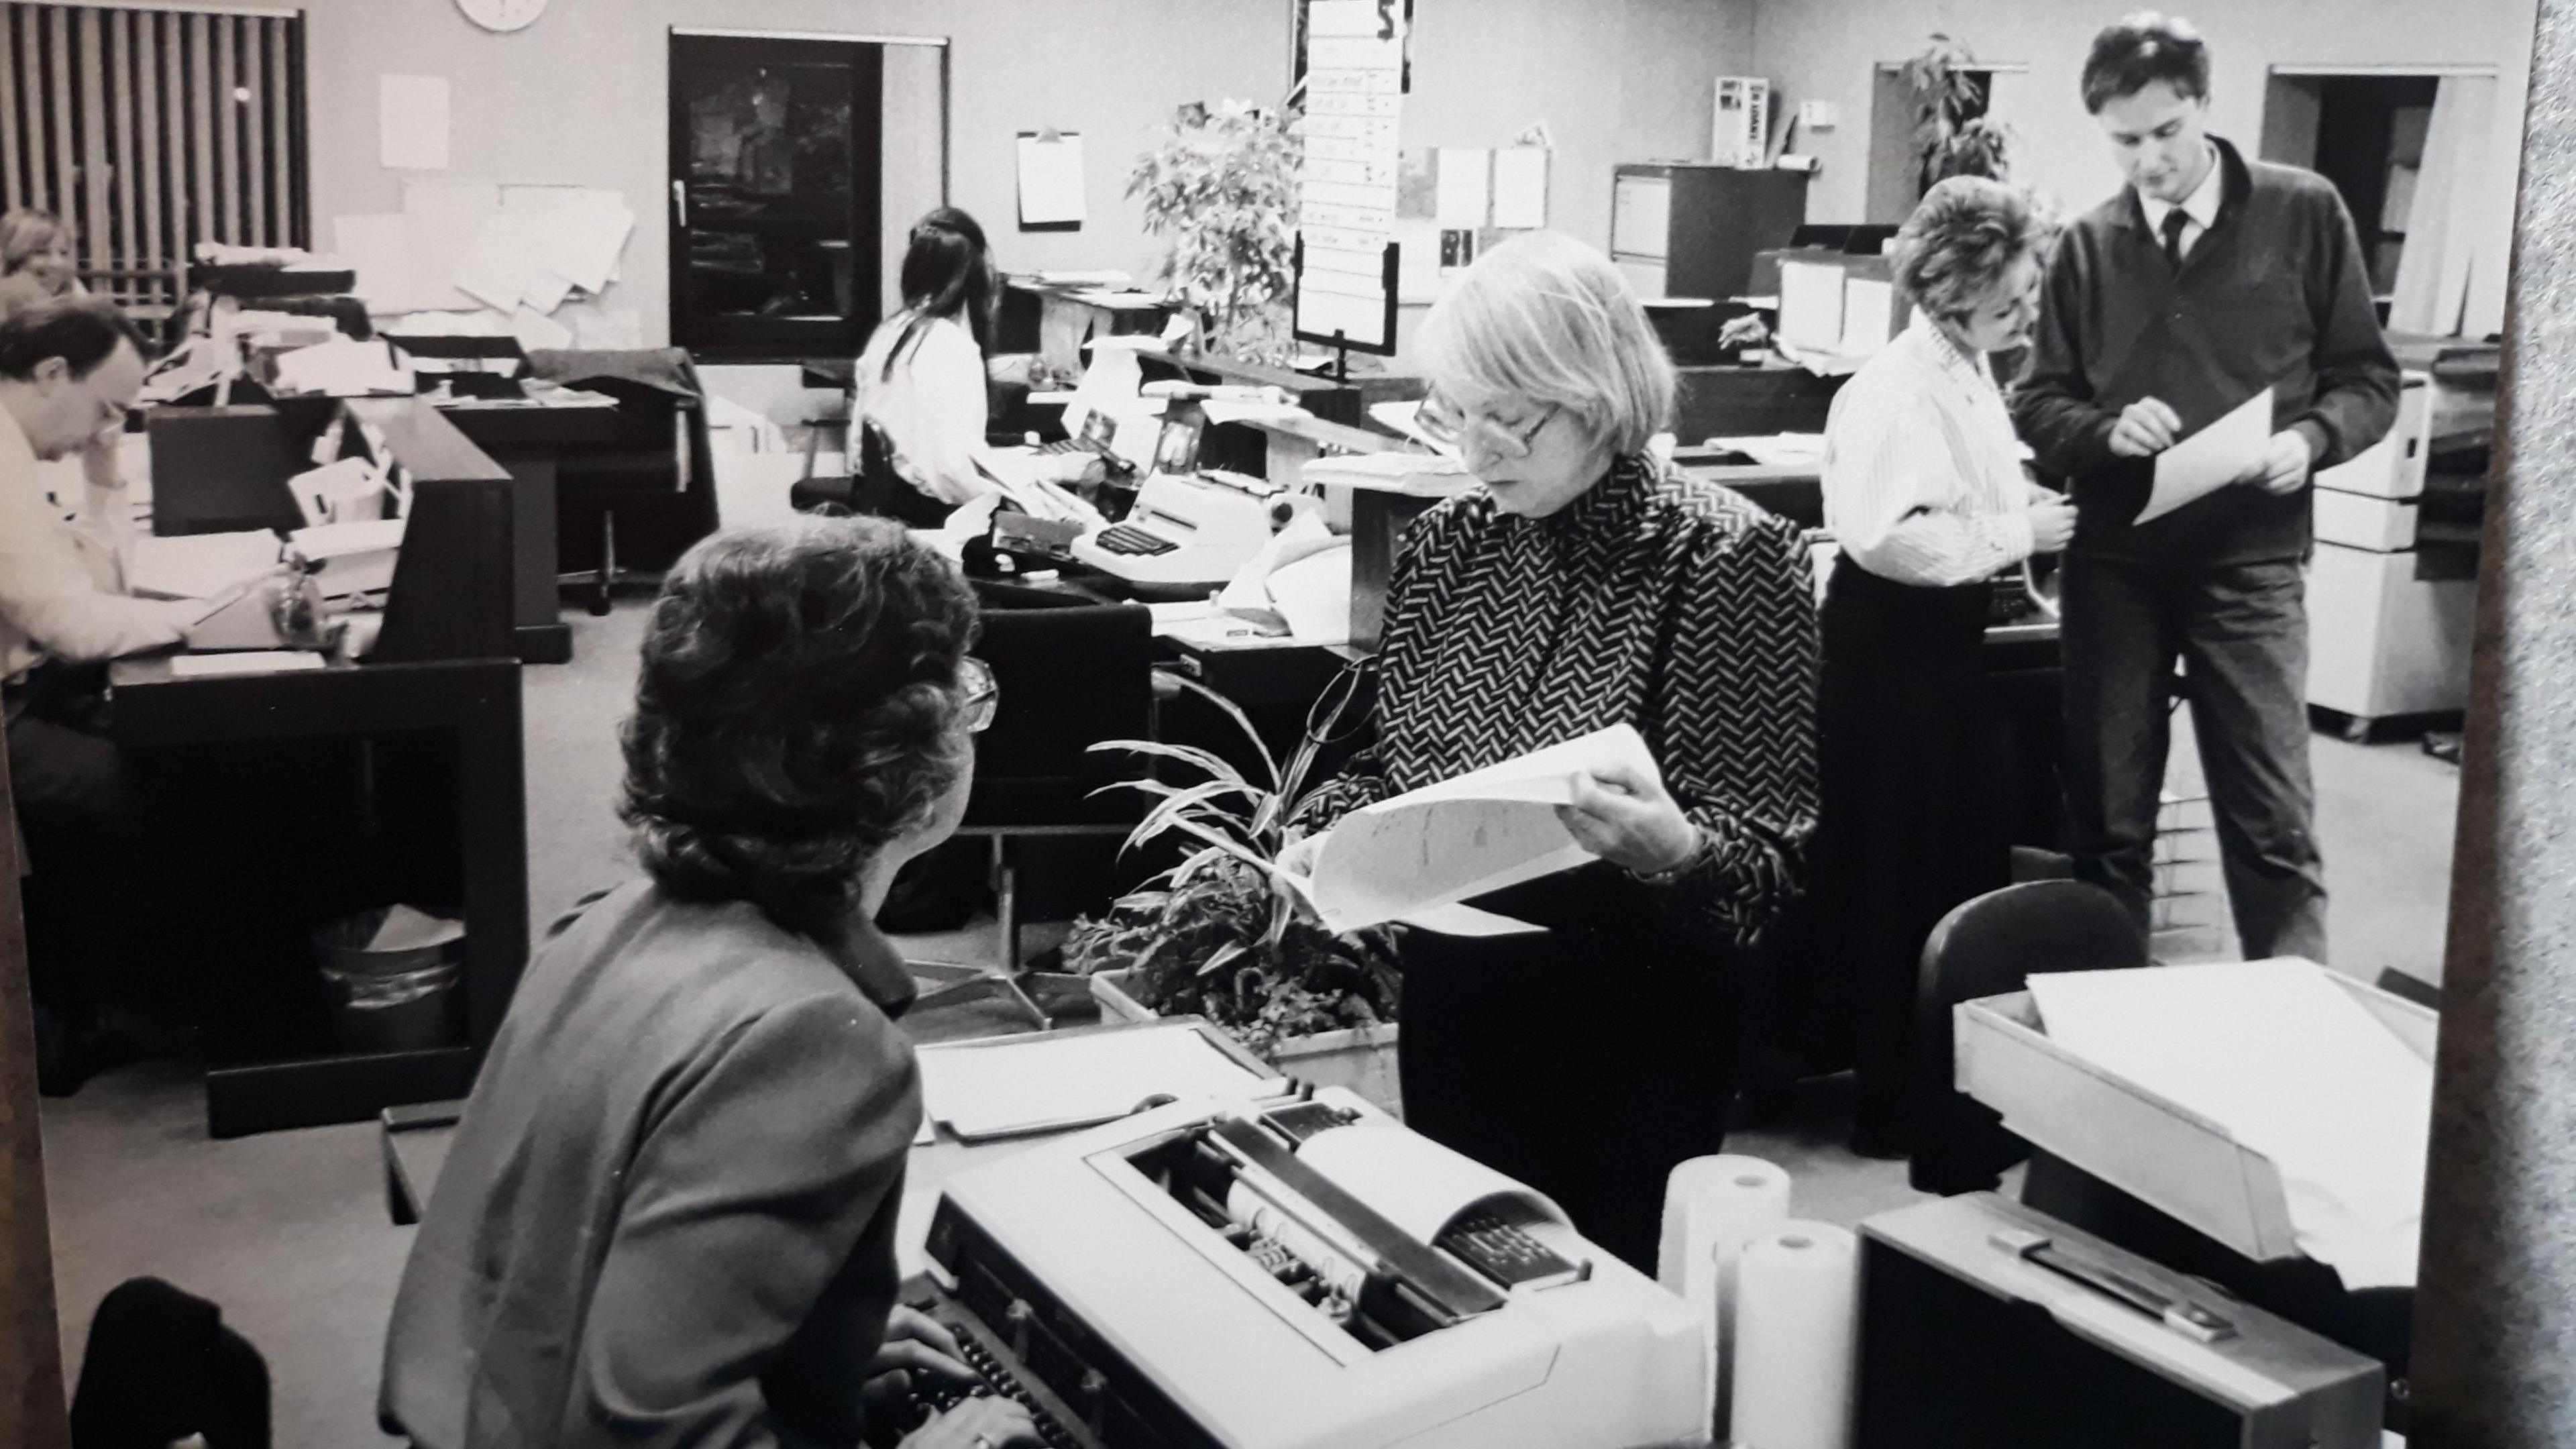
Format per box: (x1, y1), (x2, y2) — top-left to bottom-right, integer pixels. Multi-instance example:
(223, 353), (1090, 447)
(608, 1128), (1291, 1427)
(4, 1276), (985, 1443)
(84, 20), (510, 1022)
(169, 651), (326, 678)
(500, 185), (635, 294)
(1777, 260), (1847, 352)
(129, 532), (281, 601)
(1301, 449), (1475, 497)
(1839, 276), (1897, 356)
(2138, 388), (2273, 524)
(290, 519), (407, 599)
(1016, 131), (1087, 226)
(2027, 959), (2432, 1287)
(1435, 148), (1491, 228)
(452, 213), (542, 312)
(917, 1024), (1281, 1140)
(511, 304), (574, 353)
(288, 456), (391, 527)
(378, 74), (449, 170)
(1492, 146), (1550, 229)
(1289, 724), (1660, 934)
(520, 270), (574, 315)
(1218, 514), (1350, 643)
(369, 904), (464, 953)
(402, 179), (502, 312)
(272, 337), (413, 398)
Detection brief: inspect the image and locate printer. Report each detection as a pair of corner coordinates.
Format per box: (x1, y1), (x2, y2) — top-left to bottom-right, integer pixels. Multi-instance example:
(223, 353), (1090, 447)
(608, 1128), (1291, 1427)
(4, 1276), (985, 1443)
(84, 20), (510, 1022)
(918, 1087), (1709, 1449)
(1069, 467), (1313, 592)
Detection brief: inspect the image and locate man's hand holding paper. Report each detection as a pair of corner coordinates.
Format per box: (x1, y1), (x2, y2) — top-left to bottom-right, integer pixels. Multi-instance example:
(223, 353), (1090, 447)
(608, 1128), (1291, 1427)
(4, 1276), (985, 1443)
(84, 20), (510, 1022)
(2241, 427), (2314, 495)
(2131, 387), (2276, 524)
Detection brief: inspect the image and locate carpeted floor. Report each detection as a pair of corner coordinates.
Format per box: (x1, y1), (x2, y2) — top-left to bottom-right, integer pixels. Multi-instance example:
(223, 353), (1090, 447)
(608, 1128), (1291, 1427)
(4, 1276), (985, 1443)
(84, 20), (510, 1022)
(38, 585), (2463, 1446)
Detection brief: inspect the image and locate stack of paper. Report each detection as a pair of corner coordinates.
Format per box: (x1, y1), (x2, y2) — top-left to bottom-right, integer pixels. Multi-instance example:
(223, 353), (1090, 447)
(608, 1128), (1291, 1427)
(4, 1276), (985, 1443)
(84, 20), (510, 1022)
(290, 519), (407, 600)
(272, 338), (413, 398)
(916, 1024), (1282, 1140)
(2025, 959), (2432, 1287)
(129, 532), (281, 601)
(1301, 449), (1475, 497)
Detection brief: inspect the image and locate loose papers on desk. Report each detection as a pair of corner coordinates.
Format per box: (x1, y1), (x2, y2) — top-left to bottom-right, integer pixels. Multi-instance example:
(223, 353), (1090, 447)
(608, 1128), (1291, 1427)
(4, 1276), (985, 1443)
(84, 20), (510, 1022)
(129, 532), (282, 601)
(2138, 388), (2273, 523)
(1300, 449), (1476, 498)
(2025, 959), (2432, 1287)
(1217, 513), (1351, 645)
(1286, 723), (1658, 934)
(271, 338), (414, 398)
(915, 1022), (1281, 1141)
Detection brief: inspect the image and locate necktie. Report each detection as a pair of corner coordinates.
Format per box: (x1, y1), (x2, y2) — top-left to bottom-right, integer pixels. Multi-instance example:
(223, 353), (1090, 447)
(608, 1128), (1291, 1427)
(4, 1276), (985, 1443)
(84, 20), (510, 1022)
(2161, 208), (2192, 272)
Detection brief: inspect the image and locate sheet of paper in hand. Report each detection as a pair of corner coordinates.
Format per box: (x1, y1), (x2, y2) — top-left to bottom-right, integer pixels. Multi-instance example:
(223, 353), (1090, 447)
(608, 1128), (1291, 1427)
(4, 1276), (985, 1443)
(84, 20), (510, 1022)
(1287, 723), (1656, 934)
(2137, 387), (2273, 524)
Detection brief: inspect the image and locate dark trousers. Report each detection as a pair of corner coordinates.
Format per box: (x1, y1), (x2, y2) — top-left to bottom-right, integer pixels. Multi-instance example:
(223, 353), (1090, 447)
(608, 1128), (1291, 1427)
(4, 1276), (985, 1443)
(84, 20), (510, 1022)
(5, 663), (143, 1022)
(1813, 564), (2008, 1144)
(1397, 868), (1743, 1274)
(2059, 554), (2326, 961)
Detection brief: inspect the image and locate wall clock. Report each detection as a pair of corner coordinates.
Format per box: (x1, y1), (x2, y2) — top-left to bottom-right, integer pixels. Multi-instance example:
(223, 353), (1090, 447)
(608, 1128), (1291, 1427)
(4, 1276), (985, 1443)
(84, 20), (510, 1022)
(456, 0), (549, 34)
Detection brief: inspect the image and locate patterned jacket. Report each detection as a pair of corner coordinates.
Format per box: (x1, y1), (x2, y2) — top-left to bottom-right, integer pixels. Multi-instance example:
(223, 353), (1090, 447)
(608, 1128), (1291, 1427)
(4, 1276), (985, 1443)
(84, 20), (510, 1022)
(1295, 453), (1819, 947)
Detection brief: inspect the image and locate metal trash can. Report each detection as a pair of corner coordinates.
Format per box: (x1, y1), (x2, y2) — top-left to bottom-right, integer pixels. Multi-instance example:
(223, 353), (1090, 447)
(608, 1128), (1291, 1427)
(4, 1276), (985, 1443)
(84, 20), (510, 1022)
(313, 906), (464, 1053)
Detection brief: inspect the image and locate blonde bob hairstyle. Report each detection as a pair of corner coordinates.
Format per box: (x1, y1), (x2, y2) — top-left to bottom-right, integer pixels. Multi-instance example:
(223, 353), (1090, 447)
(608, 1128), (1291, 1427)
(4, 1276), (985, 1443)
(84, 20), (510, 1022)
(1415, 230), (1675, 458)
(0, 209), (70, 276)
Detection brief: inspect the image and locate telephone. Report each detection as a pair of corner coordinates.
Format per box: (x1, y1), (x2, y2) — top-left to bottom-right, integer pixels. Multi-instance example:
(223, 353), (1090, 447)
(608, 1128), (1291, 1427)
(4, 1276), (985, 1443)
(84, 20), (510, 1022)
(182, 566), (336, 653)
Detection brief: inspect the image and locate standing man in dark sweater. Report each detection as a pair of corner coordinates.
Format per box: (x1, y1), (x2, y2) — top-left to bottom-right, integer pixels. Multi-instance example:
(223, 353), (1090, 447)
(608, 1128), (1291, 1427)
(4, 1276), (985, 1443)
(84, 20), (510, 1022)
(2015, 14), (2396, 961)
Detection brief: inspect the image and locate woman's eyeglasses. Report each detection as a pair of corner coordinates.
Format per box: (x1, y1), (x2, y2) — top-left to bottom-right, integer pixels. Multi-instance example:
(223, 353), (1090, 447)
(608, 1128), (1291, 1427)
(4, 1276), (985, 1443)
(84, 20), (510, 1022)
(1415, 392), (1557, 459)
(956, 656), (999, 733)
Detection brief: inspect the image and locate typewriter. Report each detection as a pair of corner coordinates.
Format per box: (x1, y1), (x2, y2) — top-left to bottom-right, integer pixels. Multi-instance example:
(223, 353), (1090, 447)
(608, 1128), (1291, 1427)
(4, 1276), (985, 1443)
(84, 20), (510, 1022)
(904, 1087), (1710, 1449)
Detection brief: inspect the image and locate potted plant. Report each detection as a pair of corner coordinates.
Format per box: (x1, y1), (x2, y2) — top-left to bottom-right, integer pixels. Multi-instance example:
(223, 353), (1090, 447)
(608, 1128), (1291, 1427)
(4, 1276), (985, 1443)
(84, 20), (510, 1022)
(1126, 99), (1303, 364)
(1061, 674), (1405, 1111)
(1902, 34), (2012, 192)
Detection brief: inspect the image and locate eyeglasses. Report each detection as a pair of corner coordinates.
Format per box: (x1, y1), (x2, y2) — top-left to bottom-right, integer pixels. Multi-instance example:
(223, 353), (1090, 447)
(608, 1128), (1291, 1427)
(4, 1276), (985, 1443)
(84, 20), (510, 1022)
(956, 655), (999, 733)
(1415, 392), (1557, 459)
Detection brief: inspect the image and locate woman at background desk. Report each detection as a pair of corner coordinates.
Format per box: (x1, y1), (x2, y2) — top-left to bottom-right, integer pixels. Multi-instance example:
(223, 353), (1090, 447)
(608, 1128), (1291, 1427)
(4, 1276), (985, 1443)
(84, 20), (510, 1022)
(853, 207), (1087, 527)
(1813, 176), (2074, 1160)
(382, 519), (1037, 1449)
(0, 209), (125, 536)
(1285, 232), (1819, 1272)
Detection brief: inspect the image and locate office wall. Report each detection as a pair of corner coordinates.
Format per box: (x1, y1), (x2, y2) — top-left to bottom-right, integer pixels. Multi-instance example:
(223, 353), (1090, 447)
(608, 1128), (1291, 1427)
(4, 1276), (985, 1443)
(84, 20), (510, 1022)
(296, 0), (1295, 347)
(1748, 0), (2536, 335)
(293, 0), (1756, 351)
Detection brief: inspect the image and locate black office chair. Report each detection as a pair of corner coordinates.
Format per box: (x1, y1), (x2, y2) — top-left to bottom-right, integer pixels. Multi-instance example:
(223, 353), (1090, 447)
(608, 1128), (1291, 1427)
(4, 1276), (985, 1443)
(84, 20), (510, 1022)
(535, 349), (722, 616)
(789, 417), (955, 529)
(908, 585), (1155, 1026)
(1908, 879), (2148, 1196)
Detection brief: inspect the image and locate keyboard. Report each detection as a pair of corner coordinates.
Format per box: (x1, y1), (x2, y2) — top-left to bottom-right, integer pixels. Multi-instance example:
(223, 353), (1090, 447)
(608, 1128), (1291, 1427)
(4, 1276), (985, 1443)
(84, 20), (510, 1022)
(888, 1336), (1085, 1449)
(1436, 1207), (1585, 1291)
(1091, 525), (1177, 557)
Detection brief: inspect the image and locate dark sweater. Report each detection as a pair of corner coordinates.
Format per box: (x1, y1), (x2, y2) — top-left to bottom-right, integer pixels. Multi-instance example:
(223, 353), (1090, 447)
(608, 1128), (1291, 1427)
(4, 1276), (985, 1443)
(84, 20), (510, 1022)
(2013, 138), (2398, 566)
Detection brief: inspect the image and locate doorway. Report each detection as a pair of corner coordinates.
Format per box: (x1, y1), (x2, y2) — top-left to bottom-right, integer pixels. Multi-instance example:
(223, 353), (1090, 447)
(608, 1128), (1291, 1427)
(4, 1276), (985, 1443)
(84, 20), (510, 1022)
(667, 30), (949, 360)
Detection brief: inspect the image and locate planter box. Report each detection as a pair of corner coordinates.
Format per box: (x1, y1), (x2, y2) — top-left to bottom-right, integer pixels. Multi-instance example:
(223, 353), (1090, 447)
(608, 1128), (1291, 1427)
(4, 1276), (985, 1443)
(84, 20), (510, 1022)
(1090, 969), (1403, 1118)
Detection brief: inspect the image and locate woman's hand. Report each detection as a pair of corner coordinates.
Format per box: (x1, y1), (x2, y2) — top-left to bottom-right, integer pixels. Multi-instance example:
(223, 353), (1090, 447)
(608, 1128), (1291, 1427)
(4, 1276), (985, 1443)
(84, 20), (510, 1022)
(1558, 759), (1700, 876)
(2026, 496), (2078, 553)
(898, 1393), (1042, 1448)
(866, 1306), (975, 1391)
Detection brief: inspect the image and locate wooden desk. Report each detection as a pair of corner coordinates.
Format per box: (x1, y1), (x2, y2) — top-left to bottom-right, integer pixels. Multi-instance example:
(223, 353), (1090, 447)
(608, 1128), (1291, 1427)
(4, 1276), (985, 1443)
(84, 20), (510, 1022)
(434, 396), (624, 665)
(115, 398), (529, 1138)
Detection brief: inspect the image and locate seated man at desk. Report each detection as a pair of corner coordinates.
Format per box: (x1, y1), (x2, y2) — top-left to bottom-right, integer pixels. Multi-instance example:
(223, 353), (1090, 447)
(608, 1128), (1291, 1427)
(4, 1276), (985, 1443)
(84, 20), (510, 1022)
(0, 297), (201, 1093)
(382, 517), (1037, 1449)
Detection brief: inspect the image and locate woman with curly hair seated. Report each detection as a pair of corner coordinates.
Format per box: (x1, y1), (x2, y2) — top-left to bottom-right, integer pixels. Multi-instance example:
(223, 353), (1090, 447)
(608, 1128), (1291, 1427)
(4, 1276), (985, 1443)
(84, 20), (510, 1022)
(381, 517), (1038, 1449)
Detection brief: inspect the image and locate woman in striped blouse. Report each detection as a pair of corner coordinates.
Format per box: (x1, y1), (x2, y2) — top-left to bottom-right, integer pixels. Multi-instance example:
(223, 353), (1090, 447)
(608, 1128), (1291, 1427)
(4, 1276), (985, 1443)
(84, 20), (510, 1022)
(1815, 176), (2074, 1159)
(1286, 232), (1818, 1271)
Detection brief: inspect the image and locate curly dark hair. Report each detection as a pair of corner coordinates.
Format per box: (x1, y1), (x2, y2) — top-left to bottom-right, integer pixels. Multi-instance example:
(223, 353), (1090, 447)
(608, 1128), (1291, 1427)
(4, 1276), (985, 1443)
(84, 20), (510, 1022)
(1894, 177), (2052, 326)
(620, 517), (979, 937)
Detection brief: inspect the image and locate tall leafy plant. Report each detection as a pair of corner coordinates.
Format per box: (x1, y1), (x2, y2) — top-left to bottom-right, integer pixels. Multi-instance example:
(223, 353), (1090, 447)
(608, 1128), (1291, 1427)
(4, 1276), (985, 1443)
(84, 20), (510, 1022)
(1060, 672), (1400, 1057)
(1902, 34), (2012, 192)
(1128, 99), (1303, 364)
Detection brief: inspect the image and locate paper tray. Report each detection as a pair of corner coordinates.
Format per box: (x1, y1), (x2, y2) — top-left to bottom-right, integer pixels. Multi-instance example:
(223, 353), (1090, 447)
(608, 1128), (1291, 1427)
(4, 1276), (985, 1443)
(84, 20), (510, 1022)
(1955, 968), (2436, 1264)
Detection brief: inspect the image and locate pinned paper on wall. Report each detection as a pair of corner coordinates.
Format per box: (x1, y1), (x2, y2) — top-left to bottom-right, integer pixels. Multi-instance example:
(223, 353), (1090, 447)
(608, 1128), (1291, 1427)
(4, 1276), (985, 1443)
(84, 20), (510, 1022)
(1016, 131), (1087, 230)
(1492, 146), (1550, 229)
(378, 74), (451, 171)
(400, 179), (502, 312)
(1434, 146), (1491, 227)
(499, 188), (635, 294)
(511, 305), (574, 353)
(451, 213), (545, 311)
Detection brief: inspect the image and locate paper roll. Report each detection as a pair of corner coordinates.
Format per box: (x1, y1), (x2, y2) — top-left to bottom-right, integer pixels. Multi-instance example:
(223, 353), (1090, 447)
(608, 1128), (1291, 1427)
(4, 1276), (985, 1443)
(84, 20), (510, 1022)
(1656, 1155), (1793, 1429)
(1729, 1220), (1860, 1449)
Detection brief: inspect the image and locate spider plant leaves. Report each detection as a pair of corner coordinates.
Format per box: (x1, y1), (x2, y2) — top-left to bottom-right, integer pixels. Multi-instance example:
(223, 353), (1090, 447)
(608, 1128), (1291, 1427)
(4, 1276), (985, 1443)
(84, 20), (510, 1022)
(1158, 672), (1281, 790)
(1087, 737), (1254, 792)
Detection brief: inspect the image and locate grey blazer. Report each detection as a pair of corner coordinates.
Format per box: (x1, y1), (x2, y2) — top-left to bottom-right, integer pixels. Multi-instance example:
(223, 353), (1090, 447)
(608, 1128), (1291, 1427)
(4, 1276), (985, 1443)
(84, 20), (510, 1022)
(380, 879), (922, 1449)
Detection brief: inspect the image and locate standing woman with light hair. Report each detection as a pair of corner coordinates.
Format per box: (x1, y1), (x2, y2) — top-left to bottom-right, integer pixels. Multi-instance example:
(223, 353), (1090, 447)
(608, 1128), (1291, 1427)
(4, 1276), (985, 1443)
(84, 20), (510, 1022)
(1813, 176), (2076, 1160)
(1285, 231), (1819, 1271)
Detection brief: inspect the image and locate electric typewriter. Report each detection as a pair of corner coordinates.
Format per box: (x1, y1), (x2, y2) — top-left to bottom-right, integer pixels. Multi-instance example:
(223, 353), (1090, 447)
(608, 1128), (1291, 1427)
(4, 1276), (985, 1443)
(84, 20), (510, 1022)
(898, 1087), (1709, 1449)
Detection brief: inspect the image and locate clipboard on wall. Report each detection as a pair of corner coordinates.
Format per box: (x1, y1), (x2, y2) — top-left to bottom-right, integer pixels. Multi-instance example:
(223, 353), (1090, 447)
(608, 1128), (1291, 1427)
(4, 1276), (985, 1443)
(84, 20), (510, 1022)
(1016, 129), (1086, 232)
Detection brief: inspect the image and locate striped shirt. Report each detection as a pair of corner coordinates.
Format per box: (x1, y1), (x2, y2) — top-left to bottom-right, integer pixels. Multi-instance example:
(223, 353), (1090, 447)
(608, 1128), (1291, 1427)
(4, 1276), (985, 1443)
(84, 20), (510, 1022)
(1820, 318), (2039, 588)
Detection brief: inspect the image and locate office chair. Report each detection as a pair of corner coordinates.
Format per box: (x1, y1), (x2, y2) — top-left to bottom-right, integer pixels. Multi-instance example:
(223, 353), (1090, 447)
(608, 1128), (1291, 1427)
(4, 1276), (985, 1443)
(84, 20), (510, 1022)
(1908, 879), (2147, 1196)
(908, 585), (1155, 1027)
(789, 417), (955, 528)
(538, 350), (722, 615)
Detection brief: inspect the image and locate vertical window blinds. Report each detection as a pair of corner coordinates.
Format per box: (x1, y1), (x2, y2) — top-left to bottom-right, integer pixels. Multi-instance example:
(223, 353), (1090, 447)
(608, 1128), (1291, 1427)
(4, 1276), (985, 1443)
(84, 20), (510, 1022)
(0, 1), (307, 317)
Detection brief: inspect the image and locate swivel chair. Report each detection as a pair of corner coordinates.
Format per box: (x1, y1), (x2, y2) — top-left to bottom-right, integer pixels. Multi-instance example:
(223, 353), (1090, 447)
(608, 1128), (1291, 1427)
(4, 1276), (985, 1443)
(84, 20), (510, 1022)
(539, 350), (722, 615)
(908, 584), (1155, 1026)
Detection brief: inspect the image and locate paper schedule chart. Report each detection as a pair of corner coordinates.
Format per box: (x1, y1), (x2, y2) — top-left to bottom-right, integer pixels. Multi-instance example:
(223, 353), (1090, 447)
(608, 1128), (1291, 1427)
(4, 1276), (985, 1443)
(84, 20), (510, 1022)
(1295, 0), (1405, 352)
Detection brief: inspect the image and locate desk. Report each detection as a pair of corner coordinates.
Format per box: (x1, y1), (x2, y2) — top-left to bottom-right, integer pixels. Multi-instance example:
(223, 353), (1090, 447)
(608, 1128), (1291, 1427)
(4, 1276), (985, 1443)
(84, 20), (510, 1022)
(115, 398), (529, 1137)
(1673, 362), (1847, 441)
(434, 394), (623, 665)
